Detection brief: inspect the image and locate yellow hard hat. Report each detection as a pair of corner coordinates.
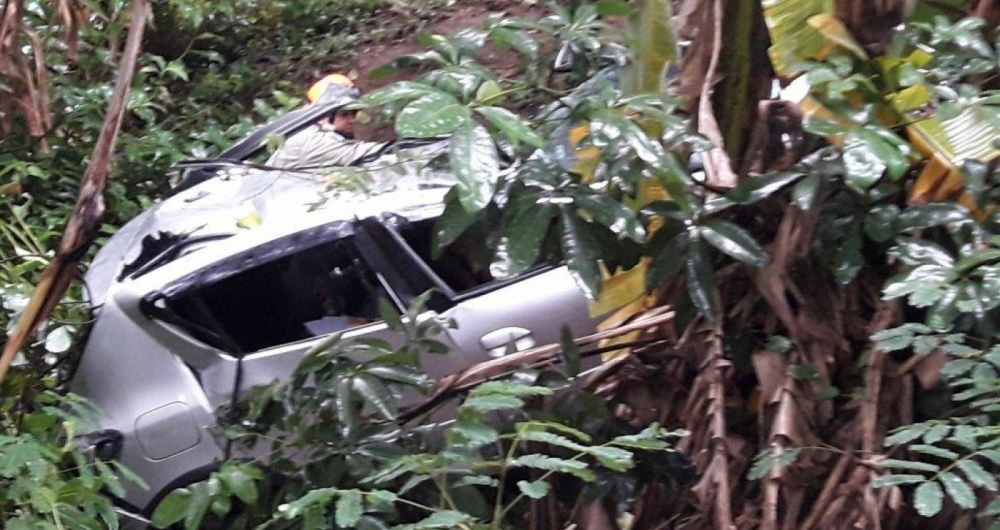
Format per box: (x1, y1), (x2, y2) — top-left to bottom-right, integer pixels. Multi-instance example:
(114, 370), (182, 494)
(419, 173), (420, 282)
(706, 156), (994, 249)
(307, 74), (355, 103)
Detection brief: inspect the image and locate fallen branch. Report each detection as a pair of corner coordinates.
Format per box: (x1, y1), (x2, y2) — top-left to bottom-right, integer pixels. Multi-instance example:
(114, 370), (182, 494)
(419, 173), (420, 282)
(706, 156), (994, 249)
(397, 309), (676, 422)
(0, 0), (150, 385)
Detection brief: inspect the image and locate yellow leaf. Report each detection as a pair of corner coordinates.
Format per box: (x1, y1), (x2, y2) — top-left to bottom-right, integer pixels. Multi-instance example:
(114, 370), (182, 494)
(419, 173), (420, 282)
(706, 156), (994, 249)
(596, 294), (658, 361)
(237, 211), (262, 229)
(889, 85), (932, 113)
(762, 0), (836, 76)
(807, 14), (868, 60)
(589, 260), (648, 317)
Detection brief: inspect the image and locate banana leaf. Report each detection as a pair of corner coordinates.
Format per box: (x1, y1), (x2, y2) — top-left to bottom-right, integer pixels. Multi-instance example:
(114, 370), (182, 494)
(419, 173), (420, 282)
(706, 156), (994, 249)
(904, 102), (1000, 213)
(620, 0), (677, 96)
(761, 0), (836, 76)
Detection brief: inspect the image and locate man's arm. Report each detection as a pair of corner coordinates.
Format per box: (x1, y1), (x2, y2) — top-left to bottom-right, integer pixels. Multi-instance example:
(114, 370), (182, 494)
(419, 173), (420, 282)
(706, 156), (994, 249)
(266, 128), (387, 170)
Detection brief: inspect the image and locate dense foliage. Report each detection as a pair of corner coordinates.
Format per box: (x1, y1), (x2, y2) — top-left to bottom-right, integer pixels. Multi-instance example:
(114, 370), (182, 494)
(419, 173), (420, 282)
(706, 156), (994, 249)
(4, 0), (1000, 528)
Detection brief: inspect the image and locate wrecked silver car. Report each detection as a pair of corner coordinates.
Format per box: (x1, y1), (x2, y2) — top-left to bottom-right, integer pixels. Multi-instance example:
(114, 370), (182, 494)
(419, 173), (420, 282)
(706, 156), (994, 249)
(70, 99), (599, 524)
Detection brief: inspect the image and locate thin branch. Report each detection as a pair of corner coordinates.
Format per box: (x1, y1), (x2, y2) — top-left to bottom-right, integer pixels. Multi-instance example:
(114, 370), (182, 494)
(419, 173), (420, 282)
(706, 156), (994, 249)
(397, 309), (675, 423)
(0, 0), (150, 385)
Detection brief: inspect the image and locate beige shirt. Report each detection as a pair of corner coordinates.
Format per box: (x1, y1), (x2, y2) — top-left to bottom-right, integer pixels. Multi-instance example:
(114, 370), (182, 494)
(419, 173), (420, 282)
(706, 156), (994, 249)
(266, 125), (386, 170)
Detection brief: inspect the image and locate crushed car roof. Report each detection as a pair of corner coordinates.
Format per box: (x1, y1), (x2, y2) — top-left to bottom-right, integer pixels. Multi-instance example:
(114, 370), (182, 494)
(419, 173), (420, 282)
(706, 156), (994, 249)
(87, 158), (454, 306)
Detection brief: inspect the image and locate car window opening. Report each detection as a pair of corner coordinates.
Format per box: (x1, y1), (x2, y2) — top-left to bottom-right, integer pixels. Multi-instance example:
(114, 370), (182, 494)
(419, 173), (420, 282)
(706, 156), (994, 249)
(396, 218), (554, 299)
(396, 219), (496, 293)
(167, 236), (391, 353)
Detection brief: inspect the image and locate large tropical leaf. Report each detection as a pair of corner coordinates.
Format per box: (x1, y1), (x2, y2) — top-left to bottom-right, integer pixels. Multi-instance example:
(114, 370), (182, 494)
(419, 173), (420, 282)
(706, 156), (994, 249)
(907, 104), (1000, 172)
(761, 0), (835, 76)
(621, 0), (677, 95)
(396, 91), (470, 138)
(449, 121), (499, 212)
(902, 100), (1000, 211)
(559, 205), (603, 299)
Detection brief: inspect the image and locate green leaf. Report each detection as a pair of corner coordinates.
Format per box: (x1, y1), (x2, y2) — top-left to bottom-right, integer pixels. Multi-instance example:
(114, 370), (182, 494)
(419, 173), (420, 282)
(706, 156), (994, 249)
(766, 335), (794, 353)
(622, 0), (677, 94)
(938, 472), (977, 509)
(871, 474), (928, 488)
(449, 121), (499, 212)
(397, 91), (470, 138)
(218, 463), (258, 505)
(520, 420), (594, 442)
(843, 130), (889, 191)
(337, 377), (357, 428)
(462, 394), (524, 412)
(958, 459), (998, 491)
(686, 240), (720, 321)
(277, 488), (338, 518)
(183, 482), (211, 530)
(748, 447), (803, 480)
(983, 497), (1000, 516)
(151, 488), (191, 528)
(923, 423), (951, 444)
(589, 446), (635, 471)
(356, 82), (437, 107)
(450, 421), (500, 445)
(833, 228), (863, 284)
(352, 374), (398, 420)
(727, 172), (804, 204)
(879, 459), (941, 473)
(336, 489), (363, 528)
(476, 106), (545, 147)
(898, 204), (971, 232)
(884, 424), (930, 446)
(511, 454), (596, 481)
(864, 204), (900, 242)
(645, 225), (689, 290)
(575, 193), (646, 242)
(473, 381), (554, 397)
(909, 444), (959, 460)
(396, 510), (473, 529)
(559, 205), (604, 298)
(914, 480), (944, 517)
(954, 249), (1000, 275)
(490, 27), (539, 58)
(364, 366), (429, 387)
(434, 197), (478, 254)
(517, 480), (552, 499)
(792, 173), (821, 210)
(597, 0), (632, 16)
(700, 219), (768, 267)
(505, 192), (554, 275)
(475, 80), (504, 105)
(790, 364), (820, 381)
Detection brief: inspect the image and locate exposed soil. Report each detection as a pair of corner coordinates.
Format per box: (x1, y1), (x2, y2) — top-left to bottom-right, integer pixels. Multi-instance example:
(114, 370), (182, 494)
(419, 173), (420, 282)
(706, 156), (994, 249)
(338, 0), (548, 93)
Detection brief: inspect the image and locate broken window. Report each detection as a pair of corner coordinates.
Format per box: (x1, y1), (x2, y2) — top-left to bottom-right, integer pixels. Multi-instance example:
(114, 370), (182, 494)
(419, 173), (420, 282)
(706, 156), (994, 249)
(167, 235), (390, 353)
(396, 218), (496, 294)
(396, 218), (554, 297)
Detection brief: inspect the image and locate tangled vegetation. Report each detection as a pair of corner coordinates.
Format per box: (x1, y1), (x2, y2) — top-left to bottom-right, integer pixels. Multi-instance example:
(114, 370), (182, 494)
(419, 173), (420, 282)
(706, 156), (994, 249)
(4, 0), (1000, 529)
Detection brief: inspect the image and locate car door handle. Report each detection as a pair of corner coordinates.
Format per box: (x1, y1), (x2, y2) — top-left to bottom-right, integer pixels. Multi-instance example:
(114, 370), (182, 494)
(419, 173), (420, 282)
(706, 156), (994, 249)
(480, 327), (535, 357)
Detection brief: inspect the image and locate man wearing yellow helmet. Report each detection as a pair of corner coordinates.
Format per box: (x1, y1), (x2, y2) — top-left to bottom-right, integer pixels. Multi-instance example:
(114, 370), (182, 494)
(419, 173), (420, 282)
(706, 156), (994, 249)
(266, 74), (388, 170)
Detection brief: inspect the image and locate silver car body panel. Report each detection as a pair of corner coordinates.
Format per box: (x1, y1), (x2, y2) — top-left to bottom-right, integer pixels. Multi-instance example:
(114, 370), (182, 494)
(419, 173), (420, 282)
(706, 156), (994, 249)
(73, 155), (597, 516)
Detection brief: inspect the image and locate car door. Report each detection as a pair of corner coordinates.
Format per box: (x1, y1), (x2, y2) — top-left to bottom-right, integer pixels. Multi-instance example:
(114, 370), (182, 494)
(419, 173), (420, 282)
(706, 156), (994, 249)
(352, 215), (599, 374)
(154, 227), (411, 397)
